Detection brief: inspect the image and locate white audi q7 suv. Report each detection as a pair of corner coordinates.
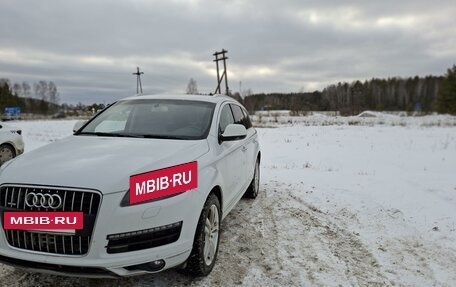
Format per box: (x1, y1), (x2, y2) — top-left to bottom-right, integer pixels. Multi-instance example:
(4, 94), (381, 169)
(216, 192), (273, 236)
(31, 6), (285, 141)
(0, 94), (260, 278)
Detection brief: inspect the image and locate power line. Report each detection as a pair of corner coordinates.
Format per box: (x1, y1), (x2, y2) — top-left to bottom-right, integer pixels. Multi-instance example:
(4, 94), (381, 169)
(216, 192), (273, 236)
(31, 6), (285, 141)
(132, 66), (144, 94)
(213, 49), (229, 95)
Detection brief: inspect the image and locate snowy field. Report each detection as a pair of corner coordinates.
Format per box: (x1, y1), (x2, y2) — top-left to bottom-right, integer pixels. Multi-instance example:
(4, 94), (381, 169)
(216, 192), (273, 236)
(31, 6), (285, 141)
(0, 116), (455, 287)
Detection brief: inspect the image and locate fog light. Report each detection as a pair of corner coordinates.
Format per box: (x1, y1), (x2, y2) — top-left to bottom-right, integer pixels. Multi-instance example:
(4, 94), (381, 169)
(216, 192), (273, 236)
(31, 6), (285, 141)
(149, 260), (165, 270)
(125, 259), (166, 272)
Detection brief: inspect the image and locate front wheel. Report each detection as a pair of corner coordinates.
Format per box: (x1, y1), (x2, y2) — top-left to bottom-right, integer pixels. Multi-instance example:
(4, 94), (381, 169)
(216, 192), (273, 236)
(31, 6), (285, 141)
(244, 159), (260, 199)
(186, 193), (221, 276)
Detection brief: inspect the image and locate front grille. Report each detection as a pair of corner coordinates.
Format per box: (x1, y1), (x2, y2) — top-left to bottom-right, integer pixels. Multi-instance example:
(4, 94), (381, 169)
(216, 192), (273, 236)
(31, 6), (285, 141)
(106, 221), (182, 254)
(0, 185), (101, 255)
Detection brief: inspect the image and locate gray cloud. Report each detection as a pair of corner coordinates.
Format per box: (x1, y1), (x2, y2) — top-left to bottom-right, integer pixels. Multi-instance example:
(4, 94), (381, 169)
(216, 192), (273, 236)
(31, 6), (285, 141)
(0, 0), (455, 103)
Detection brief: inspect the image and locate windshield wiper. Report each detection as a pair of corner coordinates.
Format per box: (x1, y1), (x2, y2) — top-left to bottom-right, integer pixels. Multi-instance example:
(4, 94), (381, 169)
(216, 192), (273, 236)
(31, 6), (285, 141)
(77, 132), (144, 138)
(141, 134), (194, 140)
(77, 131), (195, 140)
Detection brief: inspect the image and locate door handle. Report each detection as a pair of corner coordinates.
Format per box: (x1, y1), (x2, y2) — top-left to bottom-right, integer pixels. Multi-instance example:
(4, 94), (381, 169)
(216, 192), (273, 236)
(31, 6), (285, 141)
(241, 146), (247, 152)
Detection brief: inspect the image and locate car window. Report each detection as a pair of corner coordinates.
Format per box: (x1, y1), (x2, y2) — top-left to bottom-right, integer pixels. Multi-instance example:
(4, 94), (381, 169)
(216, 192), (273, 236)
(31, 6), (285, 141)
(230, 104), (244, 126)
(79, 99), (216, 140)
(241, 108), (252, 129)
(230, 104), (252, 129)
(219, 104), (235, 134)
(94, 107), (130, 133)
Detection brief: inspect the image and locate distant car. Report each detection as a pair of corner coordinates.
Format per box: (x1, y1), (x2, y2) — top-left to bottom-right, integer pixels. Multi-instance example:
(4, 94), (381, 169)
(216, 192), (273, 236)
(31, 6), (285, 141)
(0, 124), (24, 165)
(0, 94), (260, 278)
(2, 107), (21, 121)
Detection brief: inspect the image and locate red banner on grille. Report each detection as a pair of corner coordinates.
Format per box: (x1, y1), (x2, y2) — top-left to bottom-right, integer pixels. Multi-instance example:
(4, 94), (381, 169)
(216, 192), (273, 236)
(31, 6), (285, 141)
(129, 161), (198, 204)
(3, 212), (83, 230)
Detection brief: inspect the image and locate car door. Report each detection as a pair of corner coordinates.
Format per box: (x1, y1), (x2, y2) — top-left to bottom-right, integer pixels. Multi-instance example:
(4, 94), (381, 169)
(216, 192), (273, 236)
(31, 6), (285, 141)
(216, 103), (245, 209)
(241, 106), (258, 181)
(230, 104), (256, 188)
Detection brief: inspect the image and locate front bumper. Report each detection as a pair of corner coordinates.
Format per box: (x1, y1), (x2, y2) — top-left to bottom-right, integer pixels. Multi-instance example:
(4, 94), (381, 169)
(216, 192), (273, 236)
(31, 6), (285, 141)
(16, 146), (24, 156)
(0, 187), (204, 277)
(10, 133), (24, 156)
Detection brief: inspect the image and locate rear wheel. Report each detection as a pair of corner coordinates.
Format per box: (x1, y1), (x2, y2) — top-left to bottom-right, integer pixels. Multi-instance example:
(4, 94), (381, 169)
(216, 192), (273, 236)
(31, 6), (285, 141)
(186, 193), (221, 276)
(0, 144), (15, 165)
(244, 159), (260, 199)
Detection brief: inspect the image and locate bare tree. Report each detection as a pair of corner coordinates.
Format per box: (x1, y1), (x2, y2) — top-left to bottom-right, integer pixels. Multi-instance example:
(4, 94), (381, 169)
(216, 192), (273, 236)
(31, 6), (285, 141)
(48, 81), (60, 105)
(186, 78), (198, 95)
(22, 82), (31, 98)
(244, 88), (253, 97)
(12, 83), (22, 96)
(34, 81), (48, 100)
(0, 78), (10, 88)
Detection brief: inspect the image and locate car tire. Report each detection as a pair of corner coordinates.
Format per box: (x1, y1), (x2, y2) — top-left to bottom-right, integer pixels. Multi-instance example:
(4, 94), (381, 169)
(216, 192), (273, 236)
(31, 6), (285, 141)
(186, 193), (221, 276)
(0, 144), (16, 165)
(244, 159), (260, 199)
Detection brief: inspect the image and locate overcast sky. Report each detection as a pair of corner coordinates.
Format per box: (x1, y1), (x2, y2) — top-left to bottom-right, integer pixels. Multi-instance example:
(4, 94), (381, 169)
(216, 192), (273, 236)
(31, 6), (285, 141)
(0, 0), (455, 104)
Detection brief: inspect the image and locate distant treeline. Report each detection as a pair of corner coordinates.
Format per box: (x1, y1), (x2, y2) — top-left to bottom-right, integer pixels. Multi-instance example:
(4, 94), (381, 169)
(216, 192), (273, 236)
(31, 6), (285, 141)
(322, 76), (443, 115)
(2, 66), (455, 116)
(243, 91), (325, 113)
(243, 66), (456, 115)
(0, 79), (60, 114)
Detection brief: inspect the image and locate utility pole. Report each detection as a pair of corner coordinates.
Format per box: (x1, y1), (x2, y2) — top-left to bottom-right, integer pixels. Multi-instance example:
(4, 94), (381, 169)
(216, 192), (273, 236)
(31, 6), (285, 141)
(132, 67), (144, 94)
(213, 49), (229, 95)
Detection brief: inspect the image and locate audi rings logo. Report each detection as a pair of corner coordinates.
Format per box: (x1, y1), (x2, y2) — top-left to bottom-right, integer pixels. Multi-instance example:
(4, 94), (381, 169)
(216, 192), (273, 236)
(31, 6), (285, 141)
(25, 193), (62, 209)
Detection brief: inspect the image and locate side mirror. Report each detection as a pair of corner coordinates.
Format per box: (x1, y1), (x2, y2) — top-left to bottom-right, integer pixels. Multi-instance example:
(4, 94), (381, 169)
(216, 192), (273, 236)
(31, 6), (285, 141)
(73, 120), (87, 133)
(220, 124), (247, 142)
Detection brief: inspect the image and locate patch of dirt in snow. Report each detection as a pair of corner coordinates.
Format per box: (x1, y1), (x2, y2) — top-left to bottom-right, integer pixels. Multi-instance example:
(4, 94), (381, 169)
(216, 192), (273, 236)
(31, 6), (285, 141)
(0, 180), (390, 287)
(377, 237), (456, 287)
(271, 183), (388, 287)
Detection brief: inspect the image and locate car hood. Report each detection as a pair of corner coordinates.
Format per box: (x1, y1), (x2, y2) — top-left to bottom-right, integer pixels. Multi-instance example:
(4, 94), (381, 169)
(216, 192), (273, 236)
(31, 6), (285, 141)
(0, 135), (209, 194)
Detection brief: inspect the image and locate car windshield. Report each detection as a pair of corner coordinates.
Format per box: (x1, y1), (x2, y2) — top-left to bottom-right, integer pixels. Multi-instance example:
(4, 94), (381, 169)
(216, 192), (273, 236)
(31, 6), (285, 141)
(77, 99), (216, 140)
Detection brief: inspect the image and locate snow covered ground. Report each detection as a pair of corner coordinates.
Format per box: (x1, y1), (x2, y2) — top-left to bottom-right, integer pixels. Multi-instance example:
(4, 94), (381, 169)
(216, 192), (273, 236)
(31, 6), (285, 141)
(0, 117), (455, 286)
